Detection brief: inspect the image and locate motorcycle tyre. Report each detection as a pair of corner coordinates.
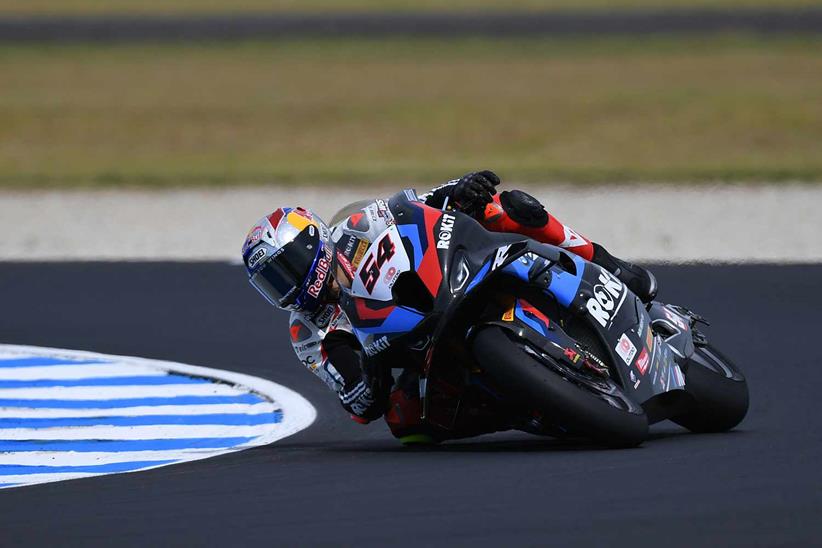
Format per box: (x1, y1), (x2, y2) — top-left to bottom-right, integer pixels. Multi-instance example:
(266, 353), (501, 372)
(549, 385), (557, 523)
(472, 326), (648, 448)
(672, 344), (749, 433)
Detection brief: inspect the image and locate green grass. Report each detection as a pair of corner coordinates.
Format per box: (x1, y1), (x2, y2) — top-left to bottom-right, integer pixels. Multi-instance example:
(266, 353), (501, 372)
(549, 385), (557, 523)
(1, 36), (821, 188)
(1, 0), (820, 15)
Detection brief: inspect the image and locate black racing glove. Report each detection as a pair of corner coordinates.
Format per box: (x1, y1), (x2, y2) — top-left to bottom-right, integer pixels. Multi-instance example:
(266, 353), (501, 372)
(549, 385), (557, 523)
(451, 170), (501, 216)
(322, 331), (391, 423)
(340, 380), (383, 422)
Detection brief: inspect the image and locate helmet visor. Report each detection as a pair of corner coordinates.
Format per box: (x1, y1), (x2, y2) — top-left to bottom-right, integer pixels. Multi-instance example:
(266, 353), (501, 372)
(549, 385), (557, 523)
(249, 227), (320, 308)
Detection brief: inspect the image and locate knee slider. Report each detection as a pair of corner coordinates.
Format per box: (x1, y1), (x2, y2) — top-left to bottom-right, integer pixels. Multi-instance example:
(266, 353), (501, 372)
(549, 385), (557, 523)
(499, 190), (548, 228)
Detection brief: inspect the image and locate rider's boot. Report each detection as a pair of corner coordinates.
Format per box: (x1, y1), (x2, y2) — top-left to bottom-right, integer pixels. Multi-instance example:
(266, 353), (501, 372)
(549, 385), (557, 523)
(480, 190), (657, 303)
(590, 243), (658, 303)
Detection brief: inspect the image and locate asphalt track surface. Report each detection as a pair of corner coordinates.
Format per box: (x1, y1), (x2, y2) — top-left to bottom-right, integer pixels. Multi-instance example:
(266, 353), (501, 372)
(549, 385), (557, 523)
(0, 262), (820, 546)
(2, 8), (822, 42)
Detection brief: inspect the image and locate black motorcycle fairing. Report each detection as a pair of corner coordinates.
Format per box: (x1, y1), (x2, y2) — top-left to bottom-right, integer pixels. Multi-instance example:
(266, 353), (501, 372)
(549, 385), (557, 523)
(647, 302), (696, 360)
(342, 191), (689, 431)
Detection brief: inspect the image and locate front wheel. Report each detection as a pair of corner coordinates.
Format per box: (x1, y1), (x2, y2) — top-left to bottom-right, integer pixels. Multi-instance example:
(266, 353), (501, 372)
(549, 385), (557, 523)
(672, 344), (749, 433)
(471, 326), (648, 448)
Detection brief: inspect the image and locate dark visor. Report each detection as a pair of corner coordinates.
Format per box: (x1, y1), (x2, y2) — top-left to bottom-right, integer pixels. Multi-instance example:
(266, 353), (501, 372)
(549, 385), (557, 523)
(250, 227), (320, 307)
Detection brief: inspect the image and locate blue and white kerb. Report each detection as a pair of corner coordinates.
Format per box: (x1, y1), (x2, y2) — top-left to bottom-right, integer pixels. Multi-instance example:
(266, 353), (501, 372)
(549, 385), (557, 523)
(0, 345), (316, 489)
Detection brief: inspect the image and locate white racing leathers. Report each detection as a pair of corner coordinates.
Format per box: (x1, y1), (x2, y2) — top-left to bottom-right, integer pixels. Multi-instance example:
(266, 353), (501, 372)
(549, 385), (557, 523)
(287, 199), (396, 419)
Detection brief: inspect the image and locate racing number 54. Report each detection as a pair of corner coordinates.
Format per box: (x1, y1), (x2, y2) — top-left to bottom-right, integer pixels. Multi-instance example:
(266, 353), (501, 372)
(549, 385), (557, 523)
(359, 234), (396, 293)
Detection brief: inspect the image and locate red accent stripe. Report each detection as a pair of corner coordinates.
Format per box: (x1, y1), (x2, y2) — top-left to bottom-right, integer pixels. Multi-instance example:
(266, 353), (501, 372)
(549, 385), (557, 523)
(267, 208), (286, 228)
(355, 298), (395, 321)
(416, 205), (444, 296)
(519, 299), (551, 328)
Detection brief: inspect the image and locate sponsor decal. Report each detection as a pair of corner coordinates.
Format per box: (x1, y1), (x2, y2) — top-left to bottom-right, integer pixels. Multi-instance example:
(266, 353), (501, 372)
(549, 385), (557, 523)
(319, 224), (330, 241)
(635, 348), (650, 375)
(314, 303), (336, 328)
(586, 269), (626, 328)
(295, 340), (319, 355)
(502, 305), (515, 322)
(492, 244), (512, 270)
(564, 347), (581, 364)
(343, 235), (356, 256)
(244, 225), (263, 249)
(306, 247), (332, 298)
(295, 340), (319, 353)
(645, 325), (655, 350)
(375, 199), (394, 224)
(636, 311), (646, 338)
(629, 369), (641, 389)
(336, 250), (355, 280)
(359, 234), (396, 294)
(364, 336), (391, 357)
(383, 266), (399, 286)
(615, 333), (637, 366)
(484, 202), (504, 223)
(559, 226), (587, 249)
(352, 239), (369, 271)
(437, 213), (456, 249)
(247, 247), (268, 269)
(367, 204), (380, 223)
(663, 308), (689, 331)
(328, 308), (345, 331)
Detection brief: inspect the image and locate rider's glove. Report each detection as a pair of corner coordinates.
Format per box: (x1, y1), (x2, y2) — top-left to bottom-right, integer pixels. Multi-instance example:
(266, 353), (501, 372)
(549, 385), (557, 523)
(339, 379), (384, 422)
(451, 170), (501, 216)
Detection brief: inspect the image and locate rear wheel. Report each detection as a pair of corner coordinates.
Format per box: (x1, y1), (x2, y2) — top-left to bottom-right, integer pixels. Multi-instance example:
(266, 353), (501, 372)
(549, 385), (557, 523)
(471, 326), (648, 448)
(672, 343), (749, 432)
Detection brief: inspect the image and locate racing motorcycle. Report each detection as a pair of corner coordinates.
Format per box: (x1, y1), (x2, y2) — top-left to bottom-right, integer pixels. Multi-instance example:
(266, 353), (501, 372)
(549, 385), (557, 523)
(335, 191), (749, 447)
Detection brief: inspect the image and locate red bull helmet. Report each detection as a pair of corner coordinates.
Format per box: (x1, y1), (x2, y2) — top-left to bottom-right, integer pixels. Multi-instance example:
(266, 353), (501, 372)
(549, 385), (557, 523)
(242, 207), (332, 313)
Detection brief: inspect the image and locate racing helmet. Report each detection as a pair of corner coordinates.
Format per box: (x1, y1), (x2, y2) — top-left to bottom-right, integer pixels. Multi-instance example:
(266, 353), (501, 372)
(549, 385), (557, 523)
(242, 207), (332, 313)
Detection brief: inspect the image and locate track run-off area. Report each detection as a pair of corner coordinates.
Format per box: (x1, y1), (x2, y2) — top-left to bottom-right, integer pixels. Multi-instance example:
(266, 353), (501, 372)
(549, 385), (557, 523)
(1, 262), (821, 546)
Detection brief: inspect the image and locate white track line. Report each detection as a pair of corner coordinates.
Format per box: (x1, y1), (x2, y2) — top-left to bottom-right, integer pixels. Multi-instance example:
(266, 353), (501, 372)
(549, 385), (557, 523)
(0, 383), (248, 400)
(0, 424), (276, 440)
(0, 364), (167, 381)
(0, 402), (277, 418)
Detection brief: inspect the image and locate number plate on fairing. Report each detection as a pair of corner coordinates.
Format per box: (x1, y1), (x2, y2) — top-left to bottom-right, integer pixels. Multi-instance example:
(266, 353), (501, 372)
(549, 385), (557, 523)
(350, 225), (411, 301)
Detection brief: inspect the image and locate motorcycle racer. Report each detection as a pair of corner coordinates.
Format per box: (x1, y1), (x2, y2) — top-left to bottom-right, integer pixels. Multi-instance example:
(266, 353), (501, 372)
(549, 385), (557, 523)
(241, 171), (657, 439)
